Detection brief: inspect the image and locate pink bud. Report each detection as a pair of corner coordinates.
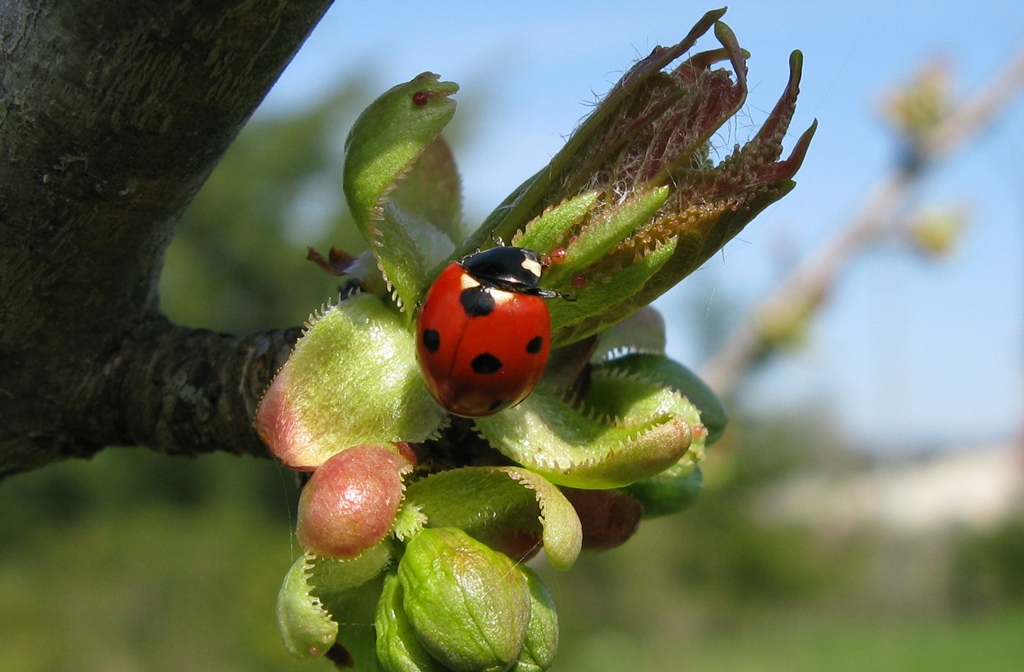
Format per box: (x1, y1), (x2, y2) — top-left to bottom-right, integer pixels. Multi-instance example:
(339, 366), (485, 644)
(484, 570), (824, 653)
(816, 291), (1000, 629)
(296, 444), (411, 558)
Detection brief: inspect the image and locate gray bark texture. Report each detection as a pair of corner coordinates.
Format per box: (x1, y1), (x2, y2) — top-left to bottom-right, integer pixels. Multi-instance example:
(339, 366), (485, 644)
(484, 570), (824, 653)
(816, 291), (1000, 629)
(0, 0), (332, 479)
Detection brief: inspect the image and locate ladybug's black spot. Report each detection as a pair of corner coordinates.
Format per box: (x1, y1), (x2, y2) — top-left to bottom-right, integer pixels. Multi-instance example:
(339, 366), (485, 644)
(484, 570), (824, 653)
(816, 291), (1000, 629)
(422, 328), (441, 354)
(460, 286), (495, 317)
(471, 353), (502, 375)
(526, 336), (543, 354)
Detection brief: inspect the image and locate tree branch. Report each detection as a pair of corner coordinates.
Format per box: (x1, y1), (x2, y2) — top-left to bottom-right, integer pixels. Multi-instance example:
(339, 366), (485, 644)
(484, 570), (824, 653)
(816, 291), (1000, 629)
(0, 0), (332, 479)
(75, 320), (302, 460)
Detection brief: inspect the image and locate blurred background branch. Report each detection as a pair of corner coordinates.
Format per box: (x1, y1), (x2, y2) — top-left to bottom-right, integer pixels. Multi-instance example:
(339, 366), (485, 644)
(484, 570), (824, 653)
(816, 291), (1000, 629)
(700, 47), (1024, 395)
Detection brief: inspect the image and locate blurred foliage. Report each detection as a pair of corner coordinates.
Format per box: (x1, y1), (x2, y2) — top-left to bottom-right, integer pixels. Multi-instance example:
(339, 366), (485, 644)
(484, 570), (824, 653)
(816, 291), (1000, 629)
(158, 80), (373, 334)
(0, 449), (310, 671)
(3, 77), (1023, 672)
(950, 518), (1024, 613)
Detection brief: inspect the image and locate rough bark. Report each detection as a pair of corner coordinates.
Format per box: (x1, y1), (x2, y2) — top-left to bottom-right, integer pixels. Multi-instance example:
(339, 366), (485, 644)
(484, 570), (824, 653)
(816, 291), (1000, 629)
(0, 0), (333, 479)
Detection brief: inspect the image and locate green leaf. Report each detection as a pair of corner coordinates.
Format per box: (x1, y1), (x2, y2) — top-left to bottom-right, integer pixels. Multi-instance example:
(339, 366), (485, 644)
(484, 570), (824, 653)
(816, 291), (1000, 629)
(475, 387), (692, 489)
(597, 352), (726, 444)
(321, 574), (389, 671)
(457, 11), (813, 345)
(587, 353), (713, 518)
(308, 545), (394, 670)
(542, 187), (669, 289)
(308, 541), (395, 603)
(624, 464), (703, 519)
(276, 552), (339, 660)
(255, 294), (446, 469)
(276, 546), (393, 664)
(403, 466), (582, 570)
(512, 190), (600, 255)
(388, 135), (464, 246)
(547, 234), (677, 347)
(343, 73), (459, 312)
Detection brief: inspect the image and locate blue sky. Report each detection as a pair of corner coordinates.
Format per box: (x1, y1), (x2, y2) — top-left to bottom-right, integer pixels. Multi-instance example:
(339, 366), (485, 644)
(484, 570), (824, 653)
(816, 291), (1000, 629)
(260, 1), (1023, 450)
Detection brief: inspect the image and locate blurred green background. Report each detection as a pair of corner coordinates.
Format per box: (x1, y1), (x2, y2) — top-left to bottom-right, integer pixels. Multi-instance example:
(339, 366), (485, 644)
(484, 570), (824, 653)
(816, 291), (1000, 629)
(4, 9), (1024, 670)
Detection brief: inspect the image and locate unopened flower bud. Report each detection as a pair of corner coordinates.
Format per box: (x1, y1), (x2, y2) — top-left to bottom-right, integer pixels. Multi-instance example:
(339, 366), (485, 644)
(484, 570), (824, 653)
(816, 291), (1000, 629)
(398, 527), (531, 671)
(296, 444), (411, 558)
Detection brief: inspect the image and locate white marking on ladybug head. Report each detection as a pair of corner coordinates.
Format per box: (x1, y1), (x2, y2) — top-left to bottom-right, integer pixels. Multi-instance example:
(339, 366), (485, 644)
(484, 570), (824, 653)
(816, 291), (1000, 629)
(459, 274), (482, 290)
(521, 257), (543, 279)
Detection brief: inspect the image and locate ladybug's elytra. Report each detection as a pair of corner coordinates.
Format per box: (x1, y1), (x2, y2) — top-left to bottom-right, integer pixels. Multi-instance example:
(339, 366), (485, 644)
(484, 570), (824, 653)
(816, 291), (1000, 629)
(416, 247), (559, 417)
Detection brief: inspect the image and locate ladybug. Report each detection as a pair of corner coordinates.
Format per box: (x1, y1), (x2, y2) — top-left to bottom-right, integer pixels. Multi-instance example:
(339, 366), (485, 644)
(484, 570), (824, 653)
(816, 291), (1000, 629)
(416, 246), (560, 417)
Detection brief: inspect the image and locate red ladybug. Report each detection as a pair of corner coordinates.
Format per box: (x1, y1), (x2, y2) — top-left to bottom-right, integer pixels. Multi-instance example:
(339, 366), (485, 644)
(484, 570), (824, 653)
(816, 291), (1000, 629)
(416, 247), (559, 417)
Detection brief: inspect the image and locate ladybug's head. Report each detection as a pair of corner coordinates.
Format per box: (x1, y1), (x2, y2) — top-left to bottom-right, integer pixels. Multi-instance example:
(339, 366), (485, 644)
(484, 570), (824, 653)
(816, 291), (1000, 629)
(459, 247), (541, 290)
(460, 247), (573, 300)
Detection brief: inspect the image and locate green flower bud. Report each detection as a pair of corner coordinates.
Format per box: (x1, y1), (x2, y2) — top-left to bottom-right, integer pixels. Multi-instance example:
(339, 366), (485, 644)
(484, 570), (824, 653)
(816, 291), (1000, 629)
(399, 527), (531, 671)
(515, 566), (559, 672)
(376, 570), (452, 672)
